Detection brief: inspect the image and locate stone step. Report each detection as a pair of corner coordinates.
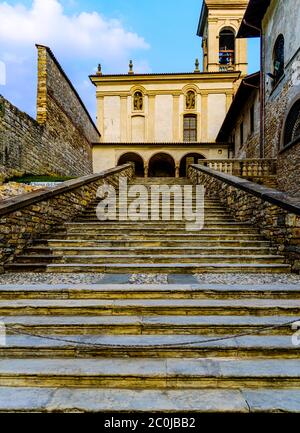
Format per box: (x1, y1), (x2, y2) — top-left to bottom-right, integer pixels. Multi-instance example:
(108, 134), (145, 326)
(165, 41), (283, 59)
(0, 298), (297, 316)
(0, 387), (299, 412)
(5, 262), (291, 274)
(34, 239), (272, 248)
(0, 358), (300, 388)
(2, 314), (298, 335)
(74, 214), (238, 223)
(1, 284), (299, 300)
(24, 246), (275, 256)
(1, 334), (299, 359)
(41, 232), (265, 241)
(73, 219), (239, 225)
(64, 227), (260, 235)
(14, 254), (285, 265)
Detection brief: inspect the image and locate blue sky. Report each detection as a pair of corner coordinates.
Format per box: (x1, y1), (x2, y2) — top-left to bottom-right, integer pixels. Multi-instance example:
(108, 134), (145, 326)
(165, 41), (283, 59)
(0, 0), (260, 119)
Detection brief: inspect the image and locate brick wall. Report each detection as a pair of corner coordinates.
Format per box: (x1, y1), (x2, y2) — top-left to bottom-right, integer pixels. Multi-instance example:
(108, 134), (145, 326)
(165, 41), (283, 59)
(0, 164), (133, 270)
(188, 164), (300, 272)
(0, 45), (100, 180)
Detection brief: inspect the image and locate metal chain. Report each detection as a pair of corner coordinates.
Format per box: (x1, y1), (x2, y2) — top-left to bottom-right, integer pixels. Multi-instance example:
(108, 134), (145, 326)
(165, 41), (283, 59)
(4, 317), (300, 350)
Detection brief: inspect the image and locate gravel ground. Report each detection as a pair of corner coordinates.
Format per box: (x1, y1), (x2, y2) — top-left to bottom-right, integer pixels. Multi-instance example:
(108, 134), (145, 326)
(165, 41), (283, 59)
(129, 274), (169, 284)
(194, 273), (300, 285)
(0, 272), (299, 285)
(0, 273), (105, 285)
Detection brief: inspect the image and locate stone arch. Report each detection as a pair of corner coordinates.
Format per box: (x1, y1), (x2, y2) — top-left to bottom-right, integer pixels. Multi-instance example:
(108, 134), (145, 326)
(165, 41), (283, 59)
(179, 153), (206, 177)
(282, 96), (300, 149)
(148, 153), (176, 178)
(219, 27), (236, 67)
(118, 152), (145, 177)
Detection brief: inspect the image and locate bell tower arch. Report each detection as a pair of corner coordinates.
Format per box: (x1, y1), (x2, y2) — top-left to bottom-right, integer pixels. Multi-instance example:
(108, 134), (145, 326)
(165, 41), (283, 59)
(197, 0), (248, 75)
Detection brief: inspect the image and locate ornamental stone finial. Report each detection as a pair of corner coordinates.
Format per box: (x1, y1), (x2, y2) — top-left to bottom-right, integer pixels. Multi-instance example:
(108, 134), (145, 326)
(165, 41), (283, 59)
(194, 58), (200, 73)
(96, 64), (102, 76)
(128, 60), (134, 75)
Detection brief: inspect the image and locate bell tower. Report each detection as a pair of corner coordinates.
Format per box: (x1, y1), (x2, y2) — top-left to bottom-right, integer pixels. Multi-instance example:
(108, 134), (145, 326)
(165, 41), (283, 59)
(197, 0), (248, 75)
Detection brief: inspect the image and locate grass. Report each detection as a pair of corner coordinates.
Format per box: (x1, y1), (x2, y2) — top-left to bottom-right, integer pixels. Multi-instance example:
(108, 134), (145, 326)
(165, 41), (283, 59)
(9, 174), (75, 184)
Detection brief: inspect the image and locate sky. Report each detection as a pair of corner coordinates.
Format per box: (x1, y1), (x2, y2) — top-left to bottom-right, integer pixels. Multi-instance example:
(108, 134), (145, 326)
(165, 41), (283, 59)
(0, 0), (260, 119)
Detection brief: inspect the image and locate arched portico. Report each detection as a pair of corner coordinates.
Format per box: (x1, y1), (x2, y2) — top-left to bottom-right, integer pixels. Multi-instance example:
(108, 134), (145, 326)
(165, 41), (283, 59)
(118, 152), (145, 177)
(148, 153), (176, 178)
(179, 153), (206, 177)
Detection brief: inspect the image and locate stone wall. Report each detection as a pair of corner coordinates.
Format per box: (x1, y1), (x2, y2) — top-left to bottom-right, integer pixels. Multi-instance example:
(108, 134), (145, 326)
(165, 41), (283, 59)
(0, 45), (100, 180)
(234, 90), (260, 159)
(188, 164), (300, 272)
(262, 0), (300, 195)
(277, 139), (300, 198)
(0, 164), (133, 271)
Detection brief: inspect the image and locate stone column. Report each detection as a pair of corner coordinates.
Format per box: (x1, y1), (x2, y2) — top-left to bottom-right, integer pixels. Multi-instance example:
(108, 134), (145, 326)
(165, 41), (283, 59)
(144, 163), (149, 178)
(175, 164), (180, 178)
(172, 95), (180, 142)
(201, 93), (208, 142)
(120, 96), (128, 142)
(148, 95), (156, 142)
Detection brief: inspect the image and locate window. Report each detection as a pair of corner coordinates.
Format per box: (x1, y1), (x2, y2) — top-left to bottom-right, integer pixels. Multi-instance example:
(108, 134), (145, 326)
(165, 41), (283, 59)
(272, 35), (284, 86)
(183, 115), (197, 142)
(250, 104), (255, 134)
(240, 122), (244, 148)
(283, 99), (300, 147)
(219, 28), (235, 69)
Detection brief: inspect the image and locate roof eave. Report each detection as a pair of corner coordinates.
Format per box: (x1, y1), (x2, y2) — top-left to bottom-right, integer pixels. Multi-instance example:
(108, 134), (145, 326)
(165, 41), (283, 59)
(197, 2), (208, 37)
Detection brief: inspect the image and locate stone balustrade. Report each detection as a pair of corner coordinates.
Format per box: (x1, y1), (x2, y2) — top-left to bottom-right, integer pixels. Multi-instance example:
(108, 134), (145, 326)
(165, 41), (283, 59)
(197, 159), (277, 179)
(188, 164), (300, 272)
(0, 163), (134, 271)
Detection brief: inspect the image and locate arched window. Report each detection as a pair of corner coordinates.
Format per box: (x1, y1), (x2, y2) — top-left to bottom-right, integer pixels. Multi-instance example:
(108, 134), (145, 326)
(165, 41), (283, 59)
(186, 90), (196, 110)
(283, 99), (300, 148)
(183, 114), (197, 142)
(219, 28), (235, 68)
(133, 91), (143, 111)
(273, 34), (284, 85)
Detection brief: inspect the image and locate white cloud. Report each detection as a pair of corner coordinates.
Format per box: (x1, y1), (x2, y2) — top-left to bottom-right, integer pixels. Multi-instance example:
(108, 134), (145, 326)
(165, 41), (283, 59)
(0, 0), (149, 60)
(0, 0), (151, 116)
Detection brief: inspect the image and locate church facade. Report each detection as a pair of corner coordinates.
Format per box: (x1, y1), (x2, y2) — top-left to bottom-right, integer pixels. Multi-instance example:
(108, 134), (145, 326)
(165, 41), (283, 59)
(90, 0), (248, 177)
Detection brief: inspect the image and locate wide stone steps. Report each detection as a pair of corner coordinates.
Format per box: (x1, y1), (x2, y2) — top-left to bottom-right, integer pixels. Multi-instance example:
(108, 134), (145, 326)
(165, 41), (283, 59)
(23, 246), (276, 256)
(6, 263), (291, 273)
(0, 387), (299, 413)
(31, 239), (273, 248)
(14, 254), (285, 265)
(0, 298), (299, 316)
(1, 283), (299, 299)
(0, 277), (299, 411)
(1, 315), (297, 335)
(1, 335), (299, 359)
(0, 358), (300, 389)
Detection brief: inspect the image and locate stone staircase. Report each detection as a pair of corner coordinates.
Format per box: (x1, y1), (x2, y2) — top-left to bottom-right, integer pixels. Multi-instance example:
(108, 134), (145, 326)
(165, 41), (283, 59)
(5, 177), (291, 274)
(1, 177), (299, 412)
(0, 282), (300, 412)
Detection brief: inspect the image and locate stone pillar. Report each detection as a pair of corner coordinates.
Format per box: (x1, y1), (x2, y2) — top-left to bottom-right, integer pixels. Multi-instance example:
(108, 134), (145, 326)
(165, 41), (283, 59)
(120, 96), (128, 142)
(144, 163), (149, 178)
(148, 95), (156, 142)
(201, 93), (208, 142)
(175, 164), (180, 178)
(172, 95), (180, 142)
(97, 96), (104, 140)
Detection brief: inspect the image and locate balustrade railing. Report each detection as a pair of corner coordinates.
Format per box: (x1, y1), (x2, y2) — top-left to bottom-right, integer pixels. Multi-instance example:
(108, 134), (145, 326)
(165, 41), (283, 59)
(197, 159), (277, 179)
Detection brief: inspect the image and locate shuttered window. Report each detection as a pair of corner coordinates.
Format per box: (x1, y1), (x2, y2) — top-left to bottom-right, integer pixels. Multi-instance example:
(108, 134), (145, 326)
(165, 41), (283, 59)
(183, 115), (197, 142)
